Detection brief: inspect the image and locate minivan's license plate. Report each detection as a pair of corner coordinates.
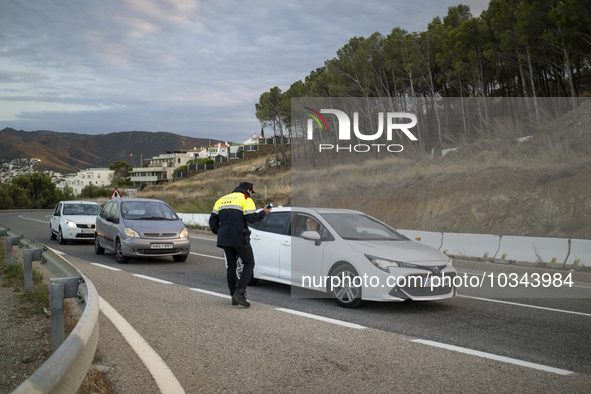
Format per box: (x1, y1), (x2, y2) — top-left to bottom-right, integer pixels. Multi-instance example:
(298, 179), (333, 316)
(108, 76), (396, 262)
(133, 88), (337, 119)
(151, 243), (173, 249)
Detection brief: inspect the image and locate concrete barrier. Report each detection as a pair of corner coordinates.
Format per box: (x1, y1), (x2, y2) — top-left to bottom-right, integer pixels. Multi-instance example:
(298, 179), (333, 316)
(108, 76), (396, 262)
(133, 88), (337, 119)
(565, 239), (591, 267)
(178, 212), (591, 268)
(178, 213), (210, 227)
(495, 236), (570, 265)
(441, 233), (501, 259)
(396, 230), (443, 250)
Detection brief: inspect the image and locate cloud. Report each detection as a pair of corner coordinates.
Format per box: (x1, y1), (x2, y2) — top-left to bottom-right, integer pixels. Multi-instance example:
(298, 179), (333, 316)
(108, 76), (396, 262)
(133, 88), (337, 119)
(0, 0), (490, 141)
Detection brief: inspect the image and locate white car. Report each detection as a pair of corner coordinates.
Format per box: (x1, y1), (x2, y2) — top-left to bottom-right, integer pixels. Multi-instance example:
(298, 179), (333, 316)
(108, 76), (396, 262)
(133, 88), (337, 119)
(241, 207), (457, 308)
(50, 201), (101, 244)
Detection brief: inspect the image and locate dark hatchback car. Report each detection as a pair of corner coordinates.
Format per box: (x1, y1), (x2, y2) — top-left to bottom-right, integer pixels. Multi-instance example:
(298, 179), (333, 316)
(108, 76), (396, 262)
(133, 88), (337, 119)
(95, 198), (190, 263)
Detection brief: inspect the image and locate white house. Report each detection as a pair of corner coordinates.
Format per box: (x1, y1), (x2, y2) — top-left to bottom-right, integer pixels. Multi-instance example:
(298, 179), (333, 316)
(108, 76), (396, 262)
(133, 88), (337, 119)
(130, 151), (191, 186)
(182, 147), (209, 160)
(243, 133), (264, 145)
(208, 142), (229, 158)
(61, 168), (114, 195)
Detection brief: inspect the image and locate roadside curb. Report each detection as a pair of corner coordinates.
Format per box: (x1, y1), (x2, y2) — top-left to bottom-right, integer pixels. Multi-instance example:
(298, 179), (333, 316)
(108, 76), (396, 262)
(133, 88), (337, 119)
(452, 258), (591, 284)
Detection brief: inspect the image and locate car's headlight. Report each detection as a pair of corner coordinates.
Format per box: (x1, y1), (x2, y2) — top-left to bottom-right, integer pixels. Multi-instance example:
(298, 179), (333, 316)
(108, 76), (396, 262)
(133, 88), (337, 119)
(365, 254), (414, 273)
(445, 258), (453, 268)
(65, 220), (77, 228)
(125, 227), (140, 238)
(179, 227), (188, 238)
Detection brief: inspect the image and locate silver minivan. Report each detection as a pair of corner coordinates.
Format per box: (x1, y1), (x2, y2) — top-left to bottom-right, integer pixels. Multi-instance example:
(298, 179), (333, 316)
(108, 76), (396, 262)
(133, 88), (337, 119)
(95, 198), (190, 263)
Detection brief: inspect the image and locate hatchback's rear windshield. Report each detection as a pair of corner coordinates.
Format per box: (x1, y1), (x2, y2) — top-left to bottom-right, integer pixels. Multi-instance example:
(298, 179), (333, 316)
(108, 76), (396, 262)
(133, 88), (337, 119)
(121, 202), (178, 220)
(320, 213), (408, 241)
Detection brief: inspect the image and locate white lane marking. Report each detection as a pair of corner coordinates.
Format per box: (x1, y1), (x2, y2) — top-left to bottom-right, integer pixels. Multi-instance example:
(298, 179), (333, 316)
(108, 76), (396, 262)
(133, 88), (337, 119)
(190, 252), (225, 260)
(458, 295), (591, 318)
(411, 339), (573, 376)
(18, 215), (49, 224)
(189, 236), (216, 242)
(133, 274), (174, 284)
(276, 308), (366, 330)
(99, 296), (186, 393)
(190, 288), (231, 299)
(91, 263), (122, 271)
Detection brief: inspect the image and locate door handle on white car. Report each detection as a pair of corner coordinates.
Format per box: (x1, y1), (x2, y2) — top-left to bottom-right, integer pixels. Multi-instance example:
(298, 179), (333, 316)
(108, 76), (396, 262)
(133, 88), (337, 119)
(281, 240), (290, 246)
(251, 234), (260, 240)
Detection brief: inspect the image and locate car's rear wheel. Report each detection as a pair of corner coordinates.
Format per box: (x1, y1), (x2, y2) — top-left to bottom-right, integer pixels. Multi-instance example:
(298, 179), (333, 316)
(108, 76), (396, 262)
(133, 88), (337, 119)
(236, 257), (258, 286)
(50, 225), (56, 240)
(328, 263), (363, 308)
(58, 228), (67, 245)
(173, 254), (188, 262)
(94, 235), (105, 255)
(114, 238), (129, 264)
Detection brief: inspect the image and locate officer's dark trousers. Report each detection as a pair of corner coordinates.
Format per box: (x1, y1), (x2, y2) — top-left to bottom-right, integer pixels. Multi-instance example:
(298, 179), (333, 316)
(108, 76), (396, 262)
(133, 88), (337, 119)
(223, 245), (255, 295)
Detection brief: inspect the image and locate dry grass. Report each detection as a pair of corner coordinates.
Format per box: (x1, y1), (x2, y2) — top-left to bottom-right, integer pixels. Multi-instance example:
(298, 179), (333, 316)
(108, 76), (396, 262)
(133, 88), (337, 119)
(77, 368), (114, 394)
(136, 155), (291, 211)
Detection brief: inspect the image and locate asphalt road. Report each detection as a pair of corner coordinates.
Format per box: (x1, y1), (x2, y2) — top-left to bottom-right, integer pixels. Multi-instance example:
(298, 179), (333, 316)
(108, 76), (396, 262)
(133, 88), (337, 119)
(2, 210), (591, 392)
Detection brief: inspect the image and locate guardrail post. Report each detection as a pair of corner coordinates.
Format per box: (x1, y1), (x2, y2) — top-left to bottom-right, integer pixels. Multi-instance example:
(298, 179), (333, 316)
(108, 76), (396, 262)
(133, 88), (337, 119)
(50, 280), (65, 354)
(5, 236), (20, 267)
(22, 248), (43, 294)
(0, 229), (6, 264)
(23, 251), (33, 294)
(49, 277), (82, 354)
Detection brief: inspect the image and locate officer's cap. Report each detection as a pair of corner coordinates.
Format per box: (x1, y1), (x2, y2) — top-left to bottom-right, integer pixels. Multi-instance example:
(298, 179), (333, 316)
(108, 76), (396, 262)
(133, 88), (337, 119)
(239, 182), (255, 193)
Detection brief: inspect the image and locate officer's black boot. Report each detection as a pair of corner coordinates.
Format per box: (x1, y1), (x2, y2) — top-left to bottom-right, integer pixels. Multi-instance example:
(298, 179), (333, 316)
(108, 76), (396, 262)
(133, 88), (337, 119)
(230, 292), (238, 305)
(232, 288), (250, 308)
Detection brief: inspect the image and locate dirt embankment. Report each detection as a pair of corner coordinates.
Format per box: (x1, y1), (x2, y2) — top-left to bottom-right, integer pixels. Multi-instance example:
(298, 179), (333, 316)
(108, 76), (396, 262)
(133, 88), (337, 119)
(331, 162), (591, 240)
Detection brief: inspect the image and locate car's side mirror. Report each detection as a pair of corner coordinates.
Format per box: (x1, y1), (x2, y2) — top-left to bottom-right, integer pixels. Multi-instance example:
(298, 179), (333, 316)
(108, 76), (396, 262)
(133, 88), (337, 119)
(106, 216), (118, 224)
(302, 231), (321, 246)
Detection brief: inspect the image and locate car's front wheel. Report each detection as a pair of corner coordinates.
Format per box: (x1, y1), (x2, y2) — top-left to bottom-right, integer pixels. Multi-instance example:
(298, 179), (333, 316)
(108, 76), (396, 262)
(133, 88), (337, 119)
(114, 238), (129, 264)
(236, 257), (258, 286)
(57, 228), (67, 245)
(328, 263), (363, 308)
(94, 235), (105, 255)
(49, 225), (56, 240)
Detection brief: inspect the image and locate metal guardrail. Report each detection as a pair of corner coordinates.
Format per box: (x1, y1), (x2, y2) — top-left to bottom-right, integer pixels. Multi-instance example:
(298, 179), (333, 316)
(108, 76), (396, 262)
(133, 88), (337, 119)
(1, 225), (100, 394)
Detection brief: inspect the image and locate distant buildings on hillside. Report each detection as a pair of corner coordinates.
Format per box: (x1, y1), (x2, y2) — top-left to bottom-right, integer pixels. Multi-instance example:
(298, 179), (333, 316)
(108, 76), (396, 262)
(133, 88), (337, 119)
(0, 158), (63, 183)
(1, 132), (280, 193)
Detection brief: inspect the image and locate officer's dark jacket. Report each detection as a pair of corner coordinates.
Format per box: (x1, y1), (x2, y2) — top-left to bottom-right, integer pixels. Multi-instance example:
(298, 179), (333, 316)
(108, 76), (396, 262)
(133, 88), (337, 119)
(209, 186), (266, 247)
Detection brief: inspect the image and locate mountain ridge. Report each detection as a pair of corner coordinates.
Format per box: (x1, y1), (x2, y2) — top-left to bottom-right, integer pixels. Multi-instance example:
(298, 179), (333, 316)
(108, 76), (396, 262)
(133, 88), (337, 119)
(0, 127), (223, 173)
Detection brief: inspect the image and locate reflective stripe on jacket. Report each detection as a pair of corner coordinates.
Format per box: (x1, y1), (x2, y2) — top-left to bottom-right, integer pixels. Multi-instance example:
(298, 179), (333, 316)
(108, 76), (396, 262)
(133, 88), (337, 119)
(209, 186), (266, 247)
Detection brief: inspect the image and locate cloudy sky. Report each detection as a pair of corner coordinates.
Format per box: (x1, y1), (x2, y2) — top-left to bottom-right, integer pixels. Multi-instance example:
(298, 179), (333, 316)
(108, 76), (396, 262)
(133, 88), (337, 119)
(0, 0), (489, 142)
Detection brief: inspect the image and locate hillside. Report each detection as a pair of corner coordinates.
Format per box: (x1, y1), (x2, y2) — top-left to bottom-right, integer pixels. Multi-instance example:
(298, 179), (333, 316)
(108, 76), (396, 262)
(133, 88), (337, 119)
(0, 128), (222, 173)
(137, 100), (591, 241)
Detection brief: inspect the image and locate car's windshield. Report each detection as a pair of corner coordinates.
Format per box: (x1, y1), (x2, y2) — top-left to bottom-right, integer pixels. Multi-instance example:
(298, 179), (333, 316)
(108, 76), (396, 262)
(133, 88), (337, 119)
(121, 201), (178, 220)
(63, 204), (101, 215)
(320, 213), (408, 241)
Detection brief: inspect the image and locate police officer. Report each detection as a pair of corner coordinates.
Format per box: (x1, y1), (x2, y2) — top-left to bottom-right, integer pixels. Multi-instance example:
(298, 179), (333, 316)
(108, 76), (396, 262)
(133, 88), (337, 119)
(209, 182), (271, 307)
